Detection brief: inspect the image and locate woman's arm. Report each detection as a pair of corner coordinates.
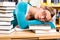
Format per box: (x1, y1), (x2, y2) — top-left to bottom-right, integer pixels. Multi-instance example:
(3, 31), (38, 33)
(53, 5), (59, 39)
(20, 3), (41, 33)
(26, 11), (31, 20)
(26, 6), (38, 20)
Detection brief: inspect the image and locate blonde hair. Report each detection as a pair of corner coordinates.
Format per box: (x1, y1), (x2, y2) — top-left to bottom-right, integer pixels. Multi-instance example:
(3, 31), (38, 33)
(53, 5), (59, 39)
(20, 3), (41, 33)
(40, 6), (55, 17)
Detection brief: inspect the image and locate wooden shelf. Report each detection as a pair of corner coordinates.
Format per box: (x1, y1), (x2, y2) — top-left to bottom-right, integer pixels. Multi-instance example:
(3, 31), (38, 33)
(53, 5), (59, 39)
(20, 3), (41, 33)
(56, 25), (60, 27)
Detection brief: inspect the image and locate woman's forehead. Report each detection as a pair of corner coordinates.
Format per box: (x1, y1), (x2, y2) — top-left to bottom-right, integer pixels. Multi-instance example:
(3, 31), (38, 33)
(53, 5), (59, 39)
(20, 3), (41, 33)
(44, 10), (51, 14)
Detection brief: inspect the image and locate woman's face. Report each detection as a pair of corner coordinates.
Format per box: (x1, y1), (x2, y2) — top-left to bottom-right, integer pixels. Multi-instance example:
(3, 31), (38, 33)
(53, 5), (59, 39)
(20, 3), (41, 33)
(35, 8), (52, 22)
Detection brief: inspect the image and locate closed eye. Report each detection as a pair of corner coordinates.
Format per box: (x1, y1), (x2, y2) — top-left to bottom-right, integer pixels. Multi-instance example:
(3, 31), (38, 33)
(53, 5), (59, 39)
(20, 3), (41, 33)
(42, 11), (49, 22)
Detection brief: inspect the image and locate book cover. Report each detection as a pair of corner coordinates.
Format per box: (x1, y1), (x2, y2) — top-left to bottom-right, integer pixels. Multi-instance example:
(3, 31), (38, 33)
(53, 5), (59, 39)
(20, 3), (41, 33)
(0, 10), (14, 13)
(54, 0), (58, 4)
(0, 21), (12, 25)
(47, 0), (51, 6)
(51, 0), (54, 3)
(43, 0), (47, 3)
(3, 2), (15, 6)
(35, 29), (56, 34)
(29, 24), (51, 30)
(0, 28), (14, 34)
(0, 17), (14, 21)
(0, 0), (3, 2)
(0, 13), (13, 17)
(0, 7), (15, 9)
(0, 25), (13, 30)
(57, 9), (60, 25)
(58, 0), (60, 3)
(0, 2), (15, 6)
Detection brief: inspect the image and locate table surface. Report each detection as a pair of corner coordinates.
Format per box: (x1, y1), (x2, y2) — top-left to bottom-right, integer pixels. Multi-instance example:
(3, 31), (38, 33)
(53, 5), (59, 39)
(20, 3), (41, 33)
(0, 30), (59, 39)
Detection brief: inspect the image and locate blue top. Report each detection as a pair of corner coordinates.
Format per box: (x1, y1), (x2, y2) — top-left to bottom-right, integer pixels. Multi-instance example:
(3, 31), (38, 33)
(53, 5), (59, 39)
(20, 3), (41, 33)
(13, 2), (56, 29)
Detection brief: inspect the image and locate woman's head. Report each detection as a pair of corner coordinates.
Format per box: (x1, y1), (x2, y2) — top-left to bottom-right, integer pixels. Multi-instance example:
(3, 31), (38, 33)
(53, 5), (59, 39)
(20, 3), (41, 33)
(35, 6), (55, 22)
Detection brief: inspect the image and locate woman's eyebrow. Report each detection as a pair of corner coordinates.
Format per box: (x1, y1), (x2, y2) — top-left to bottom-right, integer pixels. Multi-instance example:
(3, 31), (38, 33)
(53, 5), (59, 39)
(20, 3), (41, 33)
(43, 11), (48, 22)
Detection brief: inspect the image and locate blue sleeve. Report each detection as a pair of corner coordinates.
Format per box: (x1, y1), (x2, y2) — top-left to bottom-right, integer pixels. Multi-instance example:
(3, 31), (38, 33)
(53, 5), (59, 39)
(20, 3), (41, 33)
(44, 22), (56, 29)
(48, 22), (56, 29)
(15, 2), (29, 29)
(15, 2), (44, 29)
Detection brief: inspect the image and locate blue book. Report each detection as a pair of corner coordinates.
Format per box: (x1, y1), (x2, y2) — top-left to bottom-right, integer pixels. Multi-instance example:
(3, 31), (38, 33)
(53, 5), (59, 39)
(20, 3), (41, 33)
(51, 0), (58, 4)
(58, 0), (60, 3)
(51, 0), (54, 3)
(54, 0), (58, 4)
(43, 0), (47, 3)
(0, 0), (3, 2)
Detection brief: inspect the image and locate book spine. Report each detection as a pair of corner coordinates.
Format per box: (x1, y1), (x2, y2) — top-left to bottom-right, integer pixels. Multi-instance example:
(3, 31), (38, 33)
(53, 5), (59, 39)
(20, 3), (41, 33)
(0, 29), (14, 34)
(0, 2), (15, 6)
(35, 29), (56, 34)
(51, 0), (54, 3)
(35, 30), (48, 34)
(40, 0), (43, 4)
(29, 26), (51, 30)
(59, 17), (60, 25)
(0, 0), (3, 2)
(54, 0), (58, 4)
(0, 25), (13, 30)
(59, 12), (60, 25)
(57, 9), (60, 25)
(43, 0), (47, 3)
(0, 13), (13, 17)
(3, 0), (14, 2)
(0, 17), (14, 21)
(0, 21), (12, 25)
(47, 0), (51, 5)
(58, 0), (60, 3)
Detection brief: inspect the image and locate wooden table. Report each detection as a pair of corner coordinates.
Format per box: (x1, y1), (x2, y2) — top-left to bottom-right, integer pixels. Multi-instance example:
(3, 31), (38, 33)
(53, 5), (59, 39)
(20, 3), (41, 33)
(0, 30), (59, 40)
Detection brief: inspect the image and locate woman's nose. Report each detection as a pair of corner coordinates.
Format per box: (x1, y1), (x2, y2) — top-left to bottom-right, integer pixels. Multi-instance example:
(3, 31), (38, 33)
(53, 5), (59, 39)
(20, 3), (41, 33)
(41, 16), (45, 18)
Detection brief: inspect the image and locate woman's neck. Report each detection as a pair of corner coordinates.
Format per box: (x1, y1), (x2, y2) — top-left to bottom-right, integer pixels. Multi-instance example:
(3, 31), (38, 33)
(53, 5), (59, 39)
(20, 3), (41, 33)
(29, 6), (38, 17)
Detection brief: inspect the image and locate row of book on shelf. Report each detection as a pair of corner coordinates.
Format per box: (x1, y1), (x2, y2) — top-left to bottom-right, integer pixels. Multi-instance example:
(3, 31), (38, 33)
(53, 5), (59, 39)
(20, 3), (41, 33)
(3, 0), (60, 7)
(2, 0), (60, 5)
(17, 0), (60, 8)
(40, 0), (60, 4)
(21, 0), (60, 7)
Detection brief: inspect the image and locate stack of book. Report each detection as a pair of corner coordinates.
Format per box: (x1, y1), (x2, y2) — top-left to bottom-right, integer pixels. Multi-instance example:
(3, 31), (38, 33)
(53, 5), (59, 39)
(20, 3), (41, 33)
(0, 2), (15, 34)
(29, 24), (56, 34)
